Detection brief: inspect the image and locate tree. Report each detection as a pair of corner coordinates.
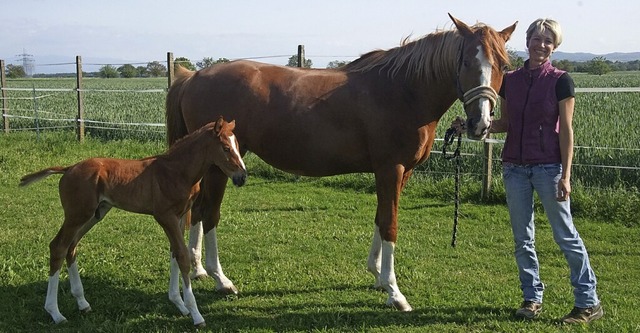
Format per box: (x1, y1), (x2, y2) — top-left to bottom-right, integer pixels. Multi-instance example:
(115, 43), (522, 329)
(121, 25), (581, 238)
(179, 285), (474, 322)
(506, 48), (524, 70)
(146, 61), (167, 77)
(98, 65), (119, 78)
(174, 57), (196, 71)
(136, 66), (148, 77)
(196, 57), (230, 70)
(587, 56), (611, 75)
(117, 64), (138, 78)
(6, 64), (26, 78)
(553, 59), (574, 72)
(286, 55), (313, 68)
(326, 60), (350, 69)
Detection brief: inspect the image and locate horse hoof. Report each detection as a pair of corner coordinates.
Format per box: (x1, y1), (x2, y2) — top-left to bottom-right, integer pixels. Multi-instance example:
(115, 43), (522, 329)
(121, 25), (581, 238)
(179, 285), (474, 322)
(80, 306), (92, 313)
(217, 285), (238, 295)
(388, 300), (413, 312)
(191, 272), (209, 281)
(194, 321), (206, 328)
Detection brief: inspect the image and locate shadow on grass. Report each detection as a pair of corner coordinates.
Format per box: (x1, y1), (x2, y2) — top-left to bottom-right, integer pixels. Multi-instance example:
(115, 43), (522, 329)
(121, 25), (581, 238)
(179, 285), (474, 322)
(1, 277), (518, 332)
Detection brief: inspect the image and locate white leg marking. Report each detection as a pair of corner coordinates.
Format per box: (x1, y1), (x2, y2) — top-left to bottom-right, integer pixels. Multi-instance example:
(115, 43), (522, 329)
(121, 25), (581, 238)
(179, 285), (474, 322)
(367, 226), (382, 289)
(68, 261), (91, 312)
(45, 269), (67, 324)
(168, 257), (189, 316)
(188, 221), (208, 279)
(182, 279), (205, 327)
(204, 228), (238, 294)
(380, 240), (412, 311)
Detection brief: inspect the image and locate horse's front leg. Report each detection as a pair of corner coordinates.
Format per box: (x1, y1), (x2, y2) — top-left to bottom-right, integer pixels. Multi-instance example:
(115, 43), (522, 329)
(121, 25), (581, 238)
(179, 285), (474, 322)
(157, 214), (205, 327)
(372, 165), (413, 312)
(198, 171), (238, 294)
(188, 221), (208, 279)
(367, 226), (383, 289)
(204, 226), (238, 294)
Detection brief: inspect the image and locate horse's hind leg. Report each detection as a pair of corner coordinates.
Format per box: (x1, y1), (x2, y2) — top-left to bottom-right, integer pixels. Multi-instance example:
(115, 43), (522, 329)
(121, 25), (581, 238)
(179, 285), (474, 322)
(45, 212), (95, 323)
(66, 206), (110, 314)
(187, 218), (208, 279)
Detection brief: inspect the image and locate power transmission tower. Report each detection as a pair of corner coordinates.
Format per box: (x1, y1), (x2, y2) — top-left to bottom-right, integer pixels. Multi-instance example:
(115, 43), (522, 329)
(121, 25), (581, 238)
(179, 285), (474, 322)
(15, 49), (35, 77)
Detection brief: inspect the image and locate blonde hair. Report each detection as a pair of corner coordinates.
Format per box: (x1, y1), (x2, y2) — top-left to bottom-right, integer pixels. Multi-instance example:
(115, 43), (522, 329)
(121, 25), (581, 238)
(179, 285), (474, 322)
(526, 18), (563, 49)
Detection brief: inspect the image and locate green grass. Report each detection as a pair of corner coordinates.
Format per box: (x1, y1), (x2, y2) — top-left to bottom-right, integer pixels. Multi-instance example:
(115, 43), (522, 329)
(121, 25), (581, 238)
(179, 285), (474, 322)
(1, 132), (639, 332)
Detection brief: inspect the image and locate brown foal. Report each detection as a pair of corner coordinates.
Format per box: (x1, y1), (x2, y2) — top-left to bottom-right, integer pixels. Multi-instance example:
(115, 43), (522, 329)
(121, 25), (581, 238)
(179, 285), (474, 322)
(20, 117), (247, 327)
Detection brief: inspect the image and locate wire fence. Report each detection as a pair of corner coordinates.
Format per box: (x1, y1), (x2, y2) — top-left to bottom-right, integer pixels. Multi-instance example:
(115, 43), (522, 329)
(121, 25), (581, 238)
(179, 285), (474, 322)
(2, 55), (639, 191)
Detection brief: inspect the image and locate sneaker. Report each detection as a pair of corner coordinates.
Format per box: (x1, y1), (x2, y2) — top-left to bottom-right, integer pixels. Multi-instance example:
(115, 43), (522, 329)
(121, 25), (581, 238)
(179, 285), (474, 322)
(515, 301), (542, 319)
(561, 303), (604, 324)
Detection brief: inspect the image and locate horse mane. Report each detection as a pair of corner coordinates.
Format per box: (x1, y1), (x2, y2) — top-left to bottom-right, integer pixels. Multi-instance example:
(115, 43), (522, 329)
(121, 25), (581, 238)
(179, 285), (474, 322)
(342, 24), (510, 82)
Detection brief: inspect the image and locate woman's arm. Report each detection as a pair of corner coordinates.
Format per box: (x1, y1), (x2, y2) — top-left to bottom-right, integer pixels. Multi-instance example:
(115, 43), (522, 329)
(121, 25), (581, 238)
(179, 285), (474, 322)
(557, 96), (575, 201)
(489, 97), (509, 133)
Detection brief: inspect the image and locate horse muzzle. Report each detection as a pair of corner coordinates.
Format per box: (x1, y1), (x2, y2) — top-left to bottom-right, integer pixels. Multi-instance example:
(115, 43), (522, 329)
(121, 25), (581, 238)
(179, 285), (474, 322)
(232, 172), (247, 187)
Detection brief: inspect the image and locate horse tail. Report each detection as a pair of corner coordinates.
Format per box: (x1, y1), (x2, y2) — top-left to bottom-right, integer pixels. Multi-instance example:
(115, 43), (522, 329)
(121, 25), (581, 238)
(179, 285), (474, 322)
(166, 65), (196, 146)
(19, 166), (69, 187)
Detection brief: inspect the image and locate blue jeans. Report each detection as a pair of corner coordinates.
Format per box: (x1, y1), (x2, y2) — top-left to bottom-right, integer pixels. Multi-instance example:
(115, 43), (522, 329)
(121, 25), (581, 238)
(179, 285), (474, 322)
(502, 162), (599, 308)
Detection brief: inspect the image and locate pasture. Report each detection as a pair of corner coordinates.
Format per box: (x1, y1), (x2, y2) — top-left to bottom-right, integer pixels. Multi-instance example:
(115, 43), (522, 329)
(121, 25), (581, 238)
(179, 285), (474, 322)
(1, 71), (639, 332)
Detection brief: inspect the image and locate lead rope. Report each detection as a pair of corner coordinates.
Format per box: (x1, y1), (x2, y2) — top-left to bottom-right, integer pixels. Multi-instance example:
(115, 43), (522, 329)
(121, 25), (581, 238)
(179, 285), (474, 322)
(442, 126), (462, 247)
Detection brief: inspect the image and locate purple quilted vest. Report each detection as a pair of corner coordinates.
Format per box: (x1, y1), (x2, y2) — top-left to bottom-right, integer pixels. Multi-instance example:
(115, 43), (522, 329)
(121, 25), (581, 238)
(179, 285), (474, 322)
(502, 60), (566, 165)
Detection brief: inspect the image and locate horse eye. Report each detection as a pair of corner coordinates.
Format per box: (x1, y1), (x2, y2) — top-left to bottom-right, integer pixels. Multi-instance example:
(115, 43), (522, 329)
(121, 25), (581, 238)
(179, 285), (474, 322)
(223, 146), (231, 152)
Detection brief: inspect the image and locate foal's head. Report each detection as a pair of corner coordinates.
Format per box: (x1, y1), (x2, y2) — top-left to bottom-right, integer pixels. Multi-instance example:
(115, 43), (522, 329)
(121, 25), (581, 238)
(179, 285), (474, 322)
(450, 14), (517, 140)
(208, 117), (247, 186)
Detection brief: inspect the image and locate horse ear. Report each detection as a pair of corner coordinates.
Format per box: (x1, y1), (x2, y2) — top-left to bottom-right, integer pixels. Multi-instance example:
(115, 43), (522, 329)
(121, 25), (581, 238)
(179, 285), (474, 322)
(448, 13), (473, 37)
(214, 116), (224, 134)
(499, 22), (518, 42)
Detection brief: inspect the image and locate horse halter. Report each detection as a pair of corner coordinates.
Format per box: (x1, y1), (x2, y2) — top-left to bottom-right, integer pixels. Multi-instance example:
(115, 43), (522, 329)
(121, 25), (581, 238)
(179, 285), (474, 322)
(455, 40), (498, 111)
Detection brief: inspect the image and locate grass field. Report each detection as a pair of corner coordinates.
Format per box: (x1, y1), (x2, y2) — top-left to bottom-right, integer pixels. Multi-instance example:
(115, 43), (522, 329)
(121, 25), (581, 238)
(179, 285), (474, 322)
(1, 71), (639, 331)
(1, 132), (639, 332)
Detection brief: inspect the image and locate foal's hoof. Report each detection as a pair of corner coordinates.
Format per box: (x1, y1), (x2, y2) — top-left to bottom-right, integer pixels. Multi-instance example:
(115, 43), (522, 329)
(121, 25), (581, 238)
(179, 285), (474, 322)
(80, 306), (92, 313)
(194, 321), (206, 328)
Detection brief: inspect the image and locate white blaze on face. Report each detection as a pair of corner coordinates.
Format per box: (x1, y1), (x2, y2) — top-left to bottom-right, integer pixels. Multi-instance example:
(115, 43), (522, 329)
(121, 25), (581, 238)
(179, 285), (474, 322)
(476, 45), (494, 130)
(228, 134), (246, 170)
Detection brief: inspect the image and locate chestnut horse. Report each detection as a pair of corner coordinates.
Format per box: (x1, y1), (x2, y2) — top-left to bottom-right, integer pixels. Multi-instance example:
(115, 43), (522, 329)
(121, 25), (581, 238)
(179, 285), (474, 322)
(167, 14), (516, 311)
(20, 118), (246, 327)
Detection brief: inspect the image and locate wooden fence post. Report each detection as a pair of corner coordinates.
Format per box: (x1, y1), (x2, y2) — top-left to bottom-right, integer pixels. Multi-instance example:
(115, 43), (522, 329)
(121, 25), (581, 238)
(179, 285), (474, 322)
(481, 140), (493, 200)
(76, 56), (85, 142)
(0, 59), (8, 132)
(167, 52), (174, 89)
(297, 45), (305, 68)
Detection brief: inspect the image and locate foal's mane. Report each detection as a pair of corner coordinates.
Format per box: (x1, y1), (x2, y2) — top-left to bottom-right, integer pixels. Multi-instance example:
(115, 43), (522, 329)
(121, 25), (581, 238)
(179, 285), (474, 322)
(343, 24), (510, 82)
(165, 122), (216, 156)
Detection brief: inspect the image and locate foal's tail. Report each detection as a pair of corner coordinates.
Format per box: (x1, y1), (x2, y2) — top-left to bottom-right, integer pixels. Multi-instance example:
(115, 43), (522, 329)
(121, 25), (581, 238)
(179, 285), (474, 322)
(19, 167), (69, 187)
(166, 65), (196, 146)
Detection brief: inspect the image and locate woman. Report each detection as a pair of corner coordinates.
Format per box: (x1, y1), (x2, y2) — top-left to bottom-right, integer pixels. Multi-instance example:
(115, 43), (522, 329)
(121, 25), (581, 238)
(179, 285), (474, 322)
(490, 18), (603, 324)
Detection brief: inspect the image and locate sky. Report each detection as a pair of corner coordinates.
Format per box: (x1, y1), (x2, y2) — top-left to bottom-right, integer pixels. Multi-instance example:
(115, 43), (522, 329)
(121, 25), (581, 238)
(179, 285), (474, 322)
(2, 0), (639, 73)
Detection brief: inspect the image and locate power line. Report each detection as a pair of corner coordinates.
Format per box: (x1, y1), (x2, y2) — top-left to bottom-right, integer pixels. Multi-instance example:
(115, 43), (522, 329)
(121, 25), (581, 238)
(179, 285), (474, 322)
(15, 48), (35, 77)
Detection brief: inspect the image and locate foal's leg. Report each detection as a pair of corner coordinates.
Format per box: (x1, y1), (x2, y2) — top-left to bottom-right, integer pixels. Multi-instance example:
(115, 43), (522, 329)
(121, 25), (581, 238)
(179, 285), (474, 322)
(45, 210), (95, 323)
(370, 165), (412, 311)
(65, 206), (110, 314)
(157, 215), (205, 327)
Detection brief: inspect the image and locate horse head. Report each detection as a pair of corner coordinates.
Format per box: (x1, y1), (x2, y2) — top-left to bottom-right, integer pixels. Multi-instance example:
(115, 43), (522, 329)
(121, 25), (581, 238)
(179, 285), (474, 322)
(449, 13), (517, 140)
(211, 117), (247, 186)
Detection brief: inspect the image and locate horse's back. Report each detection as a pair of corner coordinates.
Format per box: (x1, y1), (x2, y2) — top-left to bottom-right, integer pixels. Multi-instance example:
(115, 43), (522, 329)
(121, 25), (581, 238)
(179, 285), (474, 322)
(178, 61), (376, 175)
